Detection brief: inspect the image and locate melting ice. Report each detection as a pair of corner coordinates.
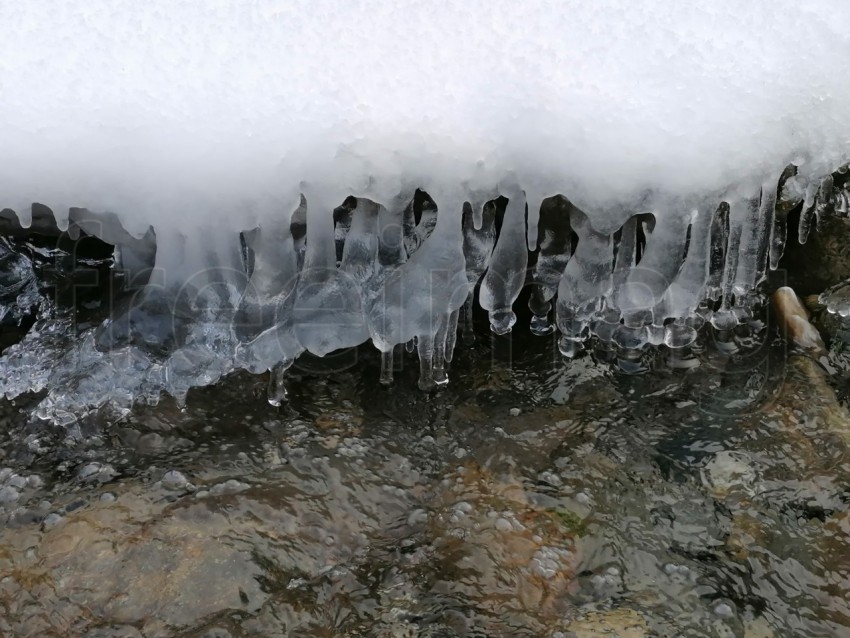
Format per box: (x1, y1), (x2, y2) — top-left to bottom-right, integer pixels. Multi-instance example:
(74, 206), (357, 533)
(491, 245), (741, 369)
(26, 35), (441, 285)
(0, 1), (849, 419)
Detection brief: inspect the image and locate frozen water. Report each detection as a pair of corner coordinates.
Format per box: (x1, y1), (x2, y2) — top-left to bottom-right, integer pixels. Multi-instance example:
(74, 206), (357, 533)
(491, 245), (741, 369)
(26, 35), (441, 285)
(2, 1), (850, 416)
(2, 159), (849, 417)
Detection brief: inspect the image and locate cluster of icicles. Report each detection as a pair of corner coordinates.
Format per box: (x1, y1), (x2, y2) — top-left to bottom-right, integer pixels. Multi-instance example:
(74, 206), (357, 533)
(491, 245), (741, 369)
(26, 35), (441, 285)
(0, 163), (848, 421)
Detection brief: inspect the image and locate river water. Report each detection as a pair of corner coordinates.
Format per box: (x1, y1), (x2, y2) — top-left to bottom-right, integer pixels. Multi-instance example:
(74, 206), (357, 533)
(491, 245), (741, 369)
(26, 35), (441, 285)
(0, 304), (848, 637)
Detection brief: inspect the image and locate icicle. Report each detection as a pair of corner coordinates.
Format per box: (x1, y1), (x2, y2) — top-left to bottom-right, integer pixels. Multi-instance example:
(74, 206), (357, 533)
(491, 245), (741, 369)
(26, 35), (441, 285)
(267, 360), (292, 406)
(770, 164), (806, 270)
(293, 186), (368, 357)
(404, 191), (438, 257)
(819, 279), (850, 318)
(813, 174), (835, 233)
(710, 208), (743, 331)
(769, 166), (803, 270)
(233, 198), (304, 375)
(479, 187), (528, 334)
(609, 216), (639, 310)
(333, 197), (356, 263)
(731, 180), (775, 302)
(618, 206), (688, 328)
(461, 292), (476, 345)
(432, 312), (450, 386)
(798, 181), (818, 245)
(525, 189), (543, 252)
(369, 191), (413, 384)
(377, 192), (410, 269)
(340, 198), (380, 285)
(555, 206), (614, 353)
(461, 198), (497, 344)
(529, 196), (572, 336)
(366, 188), (466, 372)
(706, 203), (730, 300)
(591, 215), (636, 344)
(654, 205), (713, 347)
(444, 307), (460, 363)
(416, 332), (438, 391)
(379, 348), (395, 385)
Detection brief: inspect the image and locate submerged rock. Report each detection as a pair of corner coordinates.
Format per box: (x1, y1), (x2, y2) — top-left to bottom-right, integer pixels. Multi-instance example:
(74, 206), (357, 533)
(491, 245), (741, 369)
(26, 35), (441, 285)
(427, 461), (582, 627)
(772, 287), (825, 354)
(565, 608), (649, 638)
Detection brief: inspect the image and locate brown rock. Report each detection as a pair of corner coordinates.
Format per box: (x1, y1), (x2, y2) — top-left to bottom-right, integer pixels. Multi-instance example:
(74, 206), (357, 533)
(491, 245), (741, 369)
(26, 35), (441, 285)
(772, 287), (825, 354)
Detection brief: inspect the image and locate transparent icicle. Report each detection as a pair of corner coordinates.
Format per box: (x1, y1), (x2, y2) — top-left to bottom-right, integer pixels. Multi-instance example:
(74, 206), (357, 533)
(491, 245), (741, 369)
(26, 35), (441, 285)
(479, 187), (528, 334)
(555, 206), (614, 354)
(233, 199), (304, 376)
(461, 197), (497, 344)
(617, 207), (688, 328)
(655, 205), (714, 347)
(732, 178), (776, 302)
(711, 207), (743, 331)
(529, 196), (572, 336)
(293, 187), (368, 357)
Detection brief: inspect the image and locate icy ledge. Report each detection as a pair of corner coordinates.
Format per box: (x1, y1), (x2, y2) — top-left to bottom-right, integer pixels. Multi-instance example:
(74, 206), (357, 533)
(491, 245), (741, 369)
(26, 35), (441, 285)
(0, 162), (847, 423)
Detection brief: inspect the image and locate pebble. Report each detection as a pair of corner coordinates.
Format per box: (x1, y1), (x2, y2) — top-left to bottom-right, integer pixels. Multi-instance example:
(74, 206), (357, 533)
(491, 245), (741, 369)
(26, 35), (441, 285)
(42, 512), (63, 529)
(209, 479), (249, 496)
(7, 474), (26, 489)
(664, 562), (690, 577)
(407, 509), (428, 525)
(495, 517), (513, 532)
(162, 470), (190, 491)
(77, 462), (116, 483)
(0, 486), (20, 503)
(509, 407), (521, 416)
(714, 602), (735, 618)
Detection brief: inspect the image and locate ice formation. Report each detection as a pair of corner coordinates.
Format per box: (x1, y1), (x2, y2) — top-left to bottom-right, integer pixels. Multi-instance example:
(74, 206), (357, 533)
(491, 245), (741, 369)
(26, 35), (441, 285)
(1, 1), (850, 419)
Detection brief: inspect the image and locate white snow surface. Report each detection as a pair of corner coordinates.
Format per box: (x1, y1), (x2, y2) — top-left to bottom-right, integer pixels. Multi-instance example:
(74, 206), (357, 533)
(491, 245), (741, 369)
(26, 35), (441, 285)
(1, 0), (849, 233)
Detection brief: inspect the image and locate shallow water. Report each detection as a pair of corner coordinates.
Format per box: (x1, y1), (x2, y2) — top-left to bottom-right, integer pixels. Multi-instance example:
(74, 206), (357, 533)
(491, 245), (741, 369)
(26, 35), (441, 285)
(0, 308), (849, 638)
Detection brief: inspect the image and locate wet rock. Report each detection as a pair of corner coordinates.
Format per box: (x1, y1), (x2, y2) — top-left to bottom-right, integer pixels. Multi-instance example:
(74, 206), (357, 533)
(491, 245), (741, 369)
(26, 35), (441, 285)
(207, 479), (249, 496)
(161, 470), (190, 491)
(781, 356), (850, 446)
(724, 511), (770, 561)
(77, 462), (117, 483)
(428, 462), (581, 623)
(83, 627), (144, 638)
(565, 608), (648, 637)
(6, 473), (27, 489)
(701, 450), (758, 500)
(0, 492), (269, 635)
(772, 287), (825, 353)
(743, 616), (776, 638)
(41, 512), (63, 530)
